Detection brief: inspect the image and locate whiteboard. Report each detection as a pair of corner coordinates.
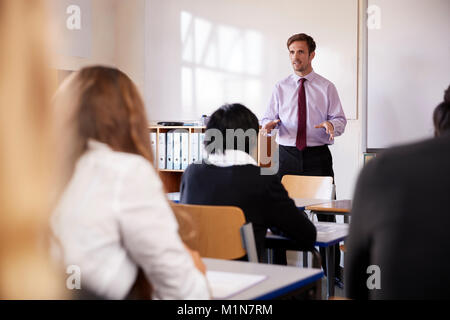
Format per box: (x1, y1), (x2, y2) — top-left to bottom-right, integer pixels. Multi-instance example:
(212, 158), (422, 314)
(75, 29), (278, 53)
(367, 0), (450, 149)
(144, 0), (358, 122)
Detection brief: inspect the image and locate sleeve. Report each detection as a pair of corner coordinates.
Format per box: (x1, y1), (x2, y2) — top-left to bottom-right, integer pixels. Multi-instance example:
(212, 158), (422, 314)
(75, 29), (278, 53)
(264, 177), (317, 250)
(260, 85), (281, 127)
(345, 160), (378, 300)
(326, 83), (347, 137)
(116, 159), (210, 300)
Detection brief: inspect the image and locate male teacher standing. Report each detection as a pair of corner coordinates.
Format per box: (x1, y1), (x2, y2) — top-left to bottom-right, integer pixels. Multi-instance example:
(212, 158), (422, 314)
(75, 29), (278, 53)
(261, 33), (347, 287)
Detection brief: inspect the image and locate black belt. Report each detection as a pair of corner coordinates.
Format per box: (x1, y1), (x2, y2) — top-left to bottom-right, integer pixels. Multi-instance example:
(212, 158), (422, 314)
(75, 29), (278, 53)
(281, 145), (329, 151)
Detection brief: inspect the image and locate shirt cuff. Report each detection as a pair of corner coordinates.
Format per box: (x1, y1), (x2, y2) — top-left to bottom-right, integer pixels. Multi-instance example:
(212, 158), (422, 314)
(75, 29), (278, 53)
(328, 119), (344, 136)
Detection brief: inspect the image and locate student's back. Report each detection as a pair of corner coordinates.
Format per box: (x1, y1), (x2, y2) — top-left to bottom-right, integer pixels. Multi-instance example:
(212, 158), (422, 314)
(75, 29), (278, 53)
(51, 66), (209, 300)
(346, 132), (450, 299)
(181, 162), (316, 259)
(53, 139), (208, 299)
(180, 103), (316, 261)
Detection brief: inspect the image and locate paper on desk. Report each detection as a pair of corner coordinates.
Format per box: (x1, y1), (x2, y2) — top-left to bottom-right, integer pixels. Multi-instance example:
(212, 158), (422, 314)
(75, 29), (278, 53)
(206, 271), (267, 299)
(315, 225), (335, 233)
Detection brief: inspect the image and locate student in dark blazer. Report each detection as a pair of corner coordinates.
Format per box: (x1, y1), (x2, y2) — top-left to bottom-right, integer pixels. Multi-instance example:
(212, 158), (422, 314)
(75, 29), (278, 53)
(345, 89), (450, 299)
(180, 103), (316, 261)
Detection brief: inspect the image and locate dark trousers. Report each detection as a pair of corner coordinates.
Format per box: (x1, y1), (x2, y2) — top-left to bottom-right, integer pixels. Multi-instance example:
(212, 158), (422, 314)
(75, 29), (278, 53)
(275, 145), (342, 280)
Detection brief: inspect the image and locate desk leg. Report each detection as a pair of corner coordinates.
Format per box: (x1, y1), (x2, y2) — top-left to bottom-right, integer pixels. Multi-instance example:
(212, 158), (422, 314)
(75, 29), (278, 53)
(326, 245), (335, 298)
(267, 248), (274, 264)
(344, 215), (350, 224)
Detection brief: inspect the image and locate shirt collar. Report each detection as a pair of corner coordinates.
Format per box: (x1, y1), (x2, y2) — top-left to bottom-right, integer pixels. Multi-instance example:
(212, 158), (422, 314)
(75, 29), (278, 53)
(87, 139), (112, 151)
(206, 149), (258, 167)
(292, 69), (316, 83)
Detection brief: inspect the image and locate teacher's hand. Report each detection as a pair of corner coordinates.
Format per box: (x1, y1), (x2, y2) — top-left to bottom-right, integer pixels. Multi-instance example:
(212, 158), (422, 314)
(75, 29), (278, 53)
(315, 121), (334, 141)
(262, 119), (281, 135)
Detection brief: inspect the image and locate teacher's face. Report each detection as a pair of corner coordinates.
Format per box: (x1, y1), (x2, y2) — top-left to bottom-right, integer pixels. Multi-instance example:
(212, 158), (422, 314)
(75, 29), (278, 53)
(289, 41), (315, 73)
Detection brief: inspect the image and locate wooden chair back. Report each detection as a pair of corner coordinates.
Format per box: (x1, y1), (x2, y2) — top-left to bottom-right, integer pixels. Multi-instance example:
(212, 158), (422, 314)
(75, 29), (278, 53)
(281, 175), (334, 200)
(171, 203), (258, 261)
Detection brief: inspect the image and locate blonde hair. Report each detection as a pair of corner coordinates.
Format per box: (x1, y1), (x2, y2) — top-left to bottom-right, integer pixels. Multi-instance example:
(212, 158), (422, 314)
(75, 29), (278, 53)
(0, 0), (66, 299)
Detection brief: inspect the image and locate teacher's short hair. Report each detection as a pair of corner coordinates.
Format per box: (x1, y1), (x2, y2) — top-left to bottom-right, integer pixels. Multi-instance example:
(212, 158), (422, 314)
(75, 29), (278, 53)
(287, 33), (316, 55)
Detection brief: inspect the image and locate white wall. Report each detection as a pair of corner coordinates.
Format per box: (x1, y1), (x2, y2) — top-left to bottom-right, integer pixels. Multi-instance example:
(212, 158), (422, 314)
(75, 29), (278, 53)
(53, 0), (146, 95)
(331, 0), (367, 200)
(53, 0), (117, 71)
(330, 120), (362, 199)
(115, 0), (146, 94)
(144, 0), (363, 199)
(144, 0), (358, 122)
(51, 0), (365, 199)
(367, 0), (450, 149)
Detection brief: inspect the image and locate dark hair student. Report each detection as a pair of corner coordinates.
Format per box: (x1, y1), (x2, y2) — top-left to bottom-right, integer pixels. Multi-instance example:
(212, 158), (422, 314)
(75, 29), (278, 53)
(181, 103), (316, 263)
(204, 103), (259, 156)
(345, 85), (450, 299)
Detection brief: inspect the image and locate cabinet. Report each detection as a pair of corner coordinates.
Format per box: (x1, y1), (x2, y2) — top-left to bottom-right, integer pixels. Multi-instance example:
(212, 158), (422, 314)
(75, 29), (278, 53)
(149, 125), (275, 192)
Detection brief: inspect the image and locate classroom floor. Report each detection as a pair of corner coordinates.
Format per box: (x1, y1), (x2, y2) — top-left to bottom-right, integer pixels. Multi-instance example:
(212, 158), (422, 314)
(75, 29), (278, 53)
(321, 277), (345, 300)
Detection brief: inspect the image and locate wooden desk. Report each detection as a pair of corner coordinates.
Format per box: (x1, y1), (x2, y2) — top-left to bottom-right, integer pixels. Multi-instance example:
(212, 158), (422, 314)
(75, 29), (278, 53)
(265, 222), (349, 299)
(306, 199), (352, 223)
(204, 258), (323, 300)
(306, 199), (352, 213)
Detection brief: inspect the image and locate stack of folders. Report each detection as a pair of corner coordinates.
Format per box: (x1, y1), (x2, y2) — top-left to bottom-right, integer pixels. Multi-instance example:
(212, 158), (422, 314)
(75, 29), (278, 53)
(149, 132), (157, 164)
(150, 130), (205, 170)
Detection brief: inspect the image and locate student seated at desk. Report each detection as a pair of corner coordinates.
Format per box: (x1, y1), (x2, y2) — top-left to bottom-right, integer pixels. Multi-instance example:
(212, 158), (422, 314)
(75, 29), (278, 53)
(346, 86), (450, 299)
(51, 66), (210, 300)
(180, 103), (316, 261)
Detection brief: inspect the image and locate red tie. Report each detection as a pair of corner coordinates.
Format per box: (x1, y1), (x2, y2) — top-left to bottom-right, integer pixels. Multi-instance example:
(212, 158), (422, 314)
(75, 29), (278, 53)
(296, 78), (307, 151)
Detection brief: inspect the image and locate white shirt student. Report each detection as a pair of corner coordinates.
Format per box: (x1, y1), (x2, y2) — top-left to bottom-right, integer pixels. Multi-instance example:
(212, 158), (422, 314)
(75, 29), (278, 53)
(51, 139), (210, 300)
